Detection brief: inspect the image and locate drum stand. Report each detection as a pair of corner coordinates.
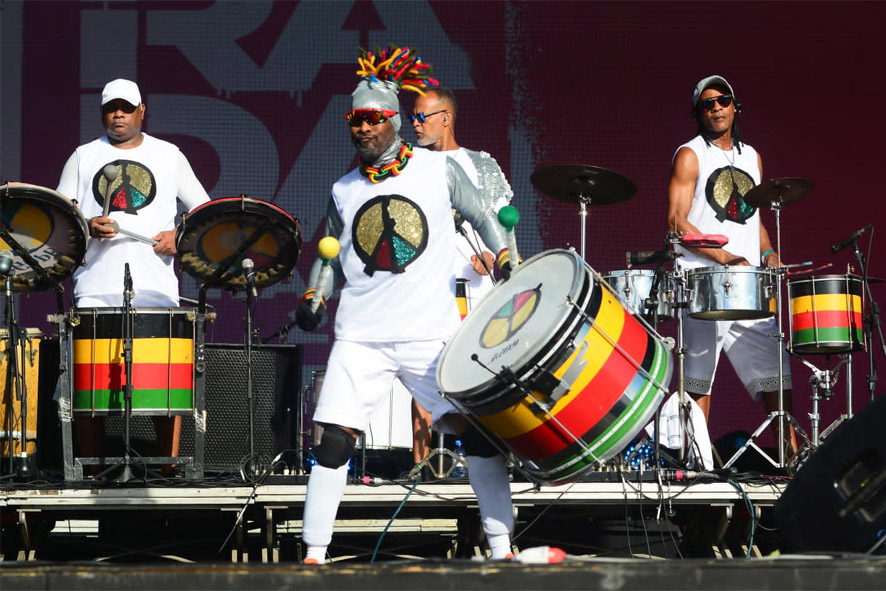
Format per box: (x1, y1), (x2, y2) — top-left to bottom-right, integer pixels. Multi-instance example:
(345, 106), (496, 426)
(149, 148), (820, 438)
(408, 432), (464, 480)
(792, 352), (853, 448)
(1, 266), (35, 480)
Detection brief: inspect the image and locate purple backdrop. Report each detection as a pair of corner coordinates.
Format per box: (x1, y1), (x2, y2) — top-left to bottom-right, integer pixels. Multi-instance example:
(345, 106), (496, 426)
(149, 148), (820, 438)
(3, 1), (885, 449)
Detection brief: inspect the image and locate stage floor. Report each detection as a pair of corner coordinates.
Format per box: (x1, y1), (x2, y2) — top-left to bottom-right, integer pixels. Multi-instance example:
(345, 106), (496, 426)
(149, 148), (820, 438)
(2, 471), (885, 590)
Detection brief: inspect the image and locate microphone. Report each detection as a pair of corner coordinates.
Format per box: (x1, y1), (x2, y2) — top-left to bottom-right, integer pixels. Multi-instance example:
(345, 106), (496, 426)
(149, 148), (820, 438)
(831, 224), (873, 254)
(242, 258), (258, 298)
(626, 250), (681, 267)
(123, 262), (134, 300)
(101, 164), (119, 218)
(0, 250), (12, 275)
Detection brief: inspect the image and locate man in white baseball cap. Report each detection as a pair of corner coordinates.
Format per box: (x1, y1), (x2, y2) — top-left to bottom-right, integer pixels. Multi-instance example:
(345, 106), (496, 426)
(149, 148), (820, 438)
(56, 78), (211, 478)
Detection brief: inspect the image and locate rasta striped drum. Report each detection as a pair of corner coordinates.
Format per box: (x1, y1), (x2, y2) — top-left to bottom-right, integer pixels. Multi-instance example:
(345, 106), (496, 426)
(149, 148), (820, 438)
(437, 249), (673, 485)
(788, 275), (864, 354)
(71, 308), (196, 415)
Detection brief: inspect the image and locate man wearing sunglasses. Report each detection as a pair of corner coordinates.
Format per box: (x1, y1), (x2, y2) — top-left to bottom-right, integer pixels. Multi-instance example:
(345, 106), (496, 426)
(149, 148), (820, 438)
(667, 75), (796, 457)
(295, 60), (517, 564)
(409, 86), (514, 468)
(56, 78), (211, 476)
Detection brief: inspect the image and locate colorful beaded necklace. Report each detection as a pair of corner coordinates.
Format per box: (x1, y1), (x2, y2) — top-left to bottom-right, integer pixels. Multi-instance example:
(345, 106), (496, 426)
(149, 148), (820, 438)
(360, 140), (414, 183)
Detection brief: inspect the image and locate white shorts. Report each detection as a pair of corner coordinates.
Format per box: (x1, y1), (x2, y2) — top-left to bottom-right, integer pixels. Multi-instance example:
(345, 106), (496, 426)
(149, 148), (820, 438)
(312, 339), (457, 432)
(682, 312), (792, 400)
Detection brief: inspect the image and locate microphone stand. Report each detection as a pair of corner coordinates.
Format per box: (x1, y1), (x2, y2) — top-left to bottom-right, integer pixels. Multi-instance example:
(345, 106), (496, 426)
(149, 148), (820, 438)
(244, 285), (257, 476)
(98, 264), (136, 482)
(850, 238), (884, 401)
(3, 268), (34, 480)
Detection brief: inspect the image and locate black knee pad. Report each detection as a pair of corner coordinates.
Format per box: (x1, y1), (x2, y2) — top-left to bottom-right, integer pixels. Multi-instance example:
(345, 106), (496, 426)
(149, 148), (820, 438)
(315, 424), (357, 469)
(459, 424), (500, 458)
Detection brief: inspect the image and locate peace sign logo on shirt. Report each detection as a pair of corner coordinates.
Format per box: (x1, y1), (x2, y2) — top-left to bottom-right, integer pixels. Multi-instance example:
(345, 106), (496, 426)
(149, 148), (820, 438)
(351, 194), (428, 276)
(91, 160), (156, 215)
(704, 166), (756, 224)
(480, 286), (541, 348)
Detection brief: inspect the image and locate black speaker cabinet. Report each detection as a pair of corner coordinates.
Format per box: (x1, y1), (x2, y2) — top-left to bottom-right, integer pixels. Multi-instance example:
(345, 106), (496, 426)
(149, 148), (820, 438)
(104, 343), (302, 473)
(774, 395), (886, 553)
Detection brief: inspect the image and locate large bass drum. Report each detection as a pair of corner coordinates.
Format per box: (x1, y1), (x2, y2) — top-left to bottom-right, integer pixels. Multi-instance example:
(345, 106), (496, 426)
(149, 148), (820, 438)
(437, 249), (672, 485)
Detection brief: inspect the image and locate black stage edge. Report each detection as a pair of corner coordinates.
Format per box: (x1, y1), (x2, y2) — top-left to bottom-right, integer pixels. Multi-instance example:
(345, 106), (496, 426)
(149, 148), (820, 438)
(2, 557), (885, 591)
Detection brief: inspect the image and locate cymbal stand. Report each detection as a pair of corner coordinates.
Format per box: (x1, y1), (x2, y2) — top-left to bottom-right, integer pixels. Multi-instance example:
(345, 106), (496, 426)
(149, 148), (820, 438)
(724, 199), (806, 470)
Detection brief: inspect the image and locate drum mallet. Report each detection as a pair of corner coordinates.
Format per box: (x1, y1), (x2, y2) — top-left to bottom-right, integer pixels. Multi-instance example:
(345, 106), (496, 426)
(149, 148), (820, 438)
(311, 236), (340, 312)
(104, 220), (159, 246)
(498, 205), (521, 269)
(101, 164), (119, 218)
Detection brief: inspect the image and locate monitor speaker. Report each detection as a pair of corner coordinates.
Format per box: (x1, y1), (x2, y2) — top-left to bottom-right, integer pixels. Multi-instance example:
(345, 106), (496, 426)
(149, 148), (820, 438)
(103, 343), (302, 474)
(774, 395), (886, 553)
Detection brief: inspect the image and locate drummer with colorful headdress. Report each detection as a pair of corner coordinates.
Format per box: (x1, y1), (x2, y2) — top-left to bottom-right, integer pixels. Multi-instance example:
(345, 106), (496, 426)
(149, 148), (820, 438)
(56, 78), (211, 472)
(295, 46), (517, 564)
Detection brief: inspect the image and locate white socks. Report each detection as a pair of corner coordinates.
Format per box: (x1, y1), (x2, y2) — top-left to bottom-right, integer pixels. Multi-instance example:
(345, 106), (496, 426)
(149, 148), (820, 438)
(466, 454), (515, 559)
(302, 463), (349, 563)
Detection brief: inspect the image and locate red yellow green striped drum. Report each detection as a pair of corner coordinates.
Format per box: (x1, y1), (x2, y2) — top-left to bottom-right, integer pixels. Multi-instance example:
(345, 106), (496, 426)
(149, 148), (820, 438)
(437, 249), (672, 485)
(788, 274), (863, 354)
(71, 308), (196, 415)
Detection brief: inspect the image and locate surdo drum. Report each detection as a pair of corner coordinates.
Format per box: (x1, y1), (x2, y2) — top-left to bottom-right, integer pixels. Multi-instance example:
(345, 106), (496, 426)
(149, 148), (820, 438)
(788, 274), (864, 354)
(176, 196), (302, 292)
(71, 308), (197, 416)
(437, 249), (672, 485)
(0, 182), (88, 292)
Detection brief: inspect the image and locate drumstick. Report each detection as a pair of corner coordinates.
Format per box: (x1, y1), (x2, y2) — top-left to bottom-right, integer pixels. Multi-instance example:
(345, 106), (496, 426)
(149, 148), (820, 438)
(101, 164), (119, 218)
(498, 205), (520, 269)
(311, 236), (340, 312)
(104, 220), (159, 246)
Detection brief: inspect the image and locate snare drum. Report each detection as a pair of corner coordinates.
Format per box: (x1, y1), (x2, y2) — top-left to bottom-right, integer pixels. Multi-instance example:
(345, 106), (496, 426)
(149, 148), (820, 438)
(788, 274), (863, 354)
(0, 329), (42, 456)
(437, 249), (672, 485)
(686, 265), (775, 320)
(71, 308), (196, 415)
(601, 269), (674, 321)
(0, 182), (88, 292)
(176, 196), (302, 291)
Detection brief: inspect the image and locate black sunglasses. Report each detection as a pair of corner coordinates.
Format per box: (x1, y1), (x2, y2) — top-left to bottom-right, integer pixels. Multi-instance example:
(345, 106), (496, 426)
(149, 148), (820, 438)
(698, 95), (734, 111)
(409, 109), (446, 124)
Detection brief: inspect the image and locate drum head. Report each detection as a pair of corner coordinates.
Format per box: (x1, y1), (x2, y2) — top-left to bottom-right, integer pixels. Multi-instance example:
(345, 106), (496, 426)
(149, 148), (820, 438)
(0, 182), (88, 292)
(438, 249), (588, 396)
(176, 196), (302, 291)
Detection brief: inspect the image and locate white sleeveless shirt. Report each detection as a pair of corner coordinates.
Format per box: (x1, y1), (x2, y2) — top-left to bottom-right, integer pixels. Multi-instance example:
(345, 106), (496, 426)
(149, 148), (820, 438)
(674, 135), (762, 269)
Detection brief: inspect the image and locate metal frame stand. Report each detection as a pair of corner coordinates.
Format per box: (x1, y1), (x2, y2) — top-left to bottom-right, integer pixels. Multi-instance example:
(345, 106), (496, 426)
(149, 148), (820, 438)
(724, 200), (807, 470)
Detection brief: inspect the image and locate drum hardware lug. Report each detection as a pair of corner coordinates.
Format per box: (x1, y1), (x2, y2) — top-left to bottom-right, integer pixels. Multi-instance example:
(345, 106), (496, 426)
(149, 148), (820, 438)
(186, 310), (196, 322)
(195, 344), (206, 373)
(724, 281), (732, 296)
(68, 314), (81, 328)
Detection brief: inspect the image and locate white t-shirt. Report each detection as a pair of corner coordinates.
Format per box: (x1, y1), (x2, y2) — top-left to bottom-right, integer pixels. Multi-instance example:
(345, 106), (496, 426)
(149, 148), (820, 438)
(330, 148), (463, 342)
(57, 134), (210, 307)
(674, 135), (762, 269)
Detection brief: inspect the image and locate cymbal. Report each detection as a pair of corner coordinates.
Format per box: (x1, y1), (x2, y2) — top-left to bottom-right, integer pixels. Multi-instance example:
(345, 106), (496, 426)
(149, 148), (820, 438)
(530, 164), (636, 205)
(743, 177), (814, 208)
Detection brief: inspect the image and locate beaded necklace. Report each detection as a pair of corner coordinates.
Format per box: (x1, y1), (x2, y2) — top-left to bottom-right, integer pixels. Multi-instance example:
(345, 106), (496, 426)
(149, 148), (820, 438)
(360, 140), (414, 183)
